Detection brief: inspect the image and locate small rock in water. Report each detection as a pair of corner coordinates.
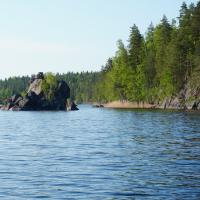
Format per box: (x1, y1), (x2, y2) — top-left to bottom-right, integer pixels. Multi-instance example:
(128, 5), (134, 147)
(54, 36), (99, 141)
(70, 101), (79, 111)
(93, 104), (104, 108)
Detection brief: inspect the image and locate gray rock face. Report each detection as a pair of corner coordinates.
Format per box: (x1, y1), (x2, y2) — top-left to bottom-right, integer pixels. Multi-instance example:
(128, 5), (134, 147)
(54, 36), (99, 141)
(169, 97), (180, 109)
(28, 79), (43, 95)
(159, 83), (200, 110)
(2, 72), (71, 111)
(198, 102), (200, 110)
(161, 97), (171, 109)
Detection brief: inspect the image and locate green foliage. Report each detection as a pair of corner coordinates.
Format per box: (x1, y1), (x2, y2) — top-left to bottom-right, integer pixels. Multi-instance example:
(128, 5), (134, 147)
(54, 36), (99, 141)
(0, 88), (12, 104)
(144, 23), (156, 89)
(41, 73), (58, 101)
(128, 24), (145, 69)
(0, 76), (30, 103)
(110, 40), (130, 100)
(134, 64), (147, 102)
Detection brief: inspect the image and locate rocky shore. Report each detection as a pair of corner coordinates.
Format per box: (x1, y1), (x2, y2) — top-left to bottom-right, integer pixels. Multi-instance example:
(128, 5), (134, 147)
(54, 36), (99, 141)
(103, 83), (200, 111)
(103, 100), (199, 110)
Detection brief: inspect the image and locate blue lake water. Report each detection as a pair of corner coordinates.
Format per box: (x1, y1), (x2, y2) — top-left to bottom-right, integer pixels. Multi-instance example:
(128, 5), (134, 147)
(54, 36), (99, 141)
(0, 105), (200, 199)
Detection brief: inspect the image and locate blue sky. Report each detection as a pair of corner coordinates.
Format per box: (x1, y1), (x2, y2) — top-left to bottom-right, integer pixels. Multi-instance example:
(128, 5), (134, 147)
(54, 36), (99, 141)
(0, 0), (198, 78)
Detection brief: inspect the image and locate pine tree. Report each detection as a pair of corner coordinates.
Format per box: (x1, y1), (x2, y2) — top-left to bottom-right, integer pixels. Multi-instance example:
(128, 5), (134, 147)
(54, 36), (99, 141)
(128, 24), (145, 70)
(144, 23), (156, 89)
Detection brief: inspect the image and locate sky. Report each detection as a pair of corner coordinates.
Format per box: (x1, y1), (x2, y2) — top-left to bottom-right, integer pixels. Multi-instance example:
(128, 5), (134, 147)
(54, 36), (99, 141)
(0, 0), (198, 79)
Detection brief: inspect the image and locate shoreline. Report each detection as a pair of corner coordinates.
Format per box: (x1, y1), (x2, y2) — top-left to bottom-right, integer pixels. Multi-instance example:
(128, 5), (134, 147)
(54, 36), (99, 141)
(97, 100), (200, 111)
(103, 101), (155, 109)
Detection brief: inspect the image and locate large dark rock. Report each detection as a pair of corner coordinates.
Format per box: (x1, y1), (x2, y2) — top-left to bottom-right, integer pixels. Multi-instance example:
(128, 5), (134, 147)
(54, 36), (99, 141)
(57, 80), (70, 100)
(2, 72), (74, 111)
(70, 101), (79, 111)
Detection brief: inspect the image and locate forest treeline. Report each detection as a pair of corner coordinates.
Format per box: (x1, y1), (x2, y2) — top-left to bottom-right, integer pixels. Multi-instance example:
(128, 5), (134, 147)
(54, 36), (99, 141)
(0, 1), (200, 104)
(0, 72), (100, 104)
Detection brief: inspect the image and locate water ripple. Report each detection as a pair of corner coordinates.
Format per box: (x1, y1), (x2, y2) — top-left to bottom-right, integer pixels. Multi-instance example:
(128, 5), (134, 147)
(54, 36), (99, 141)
(0, 105), (200, 199)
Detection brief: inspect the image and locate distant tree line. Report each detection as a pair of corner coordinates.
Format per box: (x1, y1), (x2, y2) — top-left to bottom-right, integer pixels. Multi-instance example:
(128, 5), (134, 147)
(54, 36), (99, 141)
(0, 72), (100, 104)
(0, 76), (30, 104)
(0, 1), (200, 104)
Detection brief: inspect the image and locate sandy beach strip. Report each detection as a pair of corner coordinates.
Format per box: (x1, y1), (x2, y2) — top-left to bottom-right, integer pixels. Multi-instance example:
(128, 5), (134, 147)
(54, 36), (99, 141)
(103, 101), (155, 109)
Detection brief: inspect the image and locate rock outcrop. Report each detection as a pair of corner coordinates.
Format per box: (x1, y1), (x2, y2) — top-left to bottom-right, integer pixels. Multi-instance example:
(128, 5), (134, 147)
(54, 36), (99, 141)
(1, 72), (73, 111)
(158, 82), (200, 110)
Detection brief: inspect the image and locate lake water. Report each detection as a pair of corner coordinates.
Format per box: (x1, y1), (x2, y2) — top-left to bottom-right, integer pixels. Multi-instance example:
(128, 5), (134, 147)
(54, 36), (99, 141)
(0, 105), (199, 199)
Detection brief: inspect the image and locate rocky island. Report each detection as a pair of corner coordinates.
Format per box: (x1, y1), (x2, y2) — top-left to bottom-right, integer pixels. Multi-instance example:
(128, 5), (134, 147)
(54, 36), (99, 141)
(1, 72), (78, 111)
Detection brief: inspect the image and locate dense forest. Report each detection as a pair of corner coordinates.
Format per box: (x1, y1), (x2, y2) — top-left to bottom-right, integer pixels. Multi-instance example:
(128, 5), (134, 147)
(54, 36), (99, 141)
(0, 1), (200, 105)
